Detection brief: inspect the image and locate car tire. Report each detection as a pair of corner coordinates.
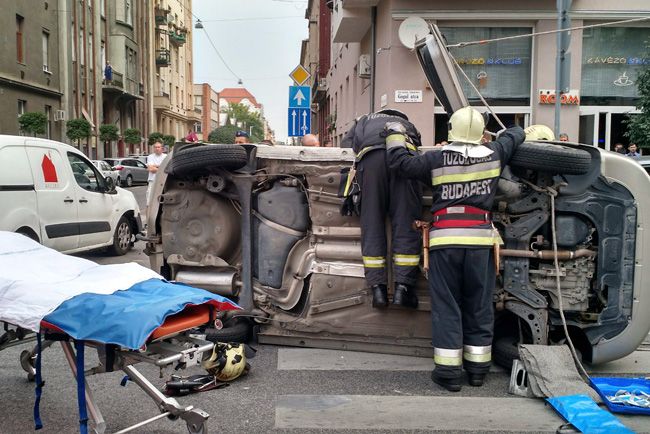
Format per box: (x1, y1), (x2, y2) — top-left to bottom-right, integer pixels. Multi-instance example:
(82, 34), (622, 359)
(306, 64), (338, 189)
(116, 176), (121, 186)
(493, 335), (521, 369)
(126, 174), (133, 187)
(169, 144), (248, 177)
(109, 216), (132, 256)
(510, 142), (592, 175)
(204, 319), (251, 343)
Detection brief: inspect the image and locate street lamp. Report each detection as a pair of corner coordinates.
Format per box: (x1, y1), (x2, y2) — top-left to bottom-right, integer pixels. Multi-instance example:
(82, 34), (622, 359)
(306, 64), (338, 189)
(194, 19), (204, 29)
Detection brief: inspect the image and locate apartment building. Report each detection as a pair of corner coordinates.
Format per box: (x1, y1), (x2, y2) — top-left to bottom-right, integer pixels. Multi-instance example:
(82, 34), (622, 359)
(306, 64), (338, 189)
(193, 83), (219, 141)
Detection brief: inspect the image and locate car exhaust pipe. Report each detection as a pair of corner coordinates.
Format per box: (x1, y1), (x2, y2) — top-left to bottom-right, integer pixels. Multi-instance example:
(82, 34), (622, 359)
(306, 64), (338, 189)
(500, 248), (596, 260)
(175, 268), (241, 297)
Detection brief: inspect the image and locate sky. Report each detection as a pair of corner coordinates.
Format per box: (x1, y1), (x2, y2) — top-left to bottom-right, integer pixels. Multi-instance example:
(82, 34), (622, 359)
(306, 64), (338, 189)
(192, 0), (309, 142)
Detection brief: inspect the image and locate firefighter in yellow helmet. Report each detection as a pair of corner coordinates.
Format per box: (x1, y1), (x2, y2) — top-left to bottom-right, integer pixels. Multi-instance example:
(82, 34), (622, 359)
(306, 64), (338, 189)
(386, 106), (525, 392)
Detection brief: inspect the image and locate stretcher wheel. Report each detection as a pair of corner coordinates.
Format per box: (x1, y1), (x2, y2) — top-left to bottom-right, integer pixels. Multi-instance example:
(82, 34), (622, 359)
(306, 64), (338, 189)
(20, 349), (36, 382)
(186, 421), (208, 434)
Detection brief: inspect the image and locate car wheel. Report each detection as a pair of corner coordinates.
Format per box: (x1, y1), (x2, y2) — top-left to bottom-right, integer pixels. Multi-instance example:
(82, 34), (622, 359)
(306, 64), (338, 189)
(168, 144), (248, 177)
(510, 142), (592, 175)
(126, 175), (133, 187)
(116, 176), (121, 186)
(493, 336), (521, 369)
(109, 216), (132, 256)
(204, 319), (251, 343)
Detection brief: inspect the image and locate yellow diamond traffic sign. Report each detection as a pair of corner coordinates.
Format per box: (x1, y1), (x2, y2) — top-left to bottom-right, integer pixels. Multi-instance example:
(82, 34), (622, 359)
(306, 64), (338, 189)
(289, 64), (311, 86)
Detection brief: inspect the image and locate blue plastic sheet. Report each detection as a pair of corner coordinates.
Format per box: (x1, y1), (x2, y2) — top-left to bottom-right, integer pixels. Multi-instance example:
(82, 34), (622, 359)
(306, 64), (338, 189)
(591, 377), (650, 416)
(546, 394), (634, 434)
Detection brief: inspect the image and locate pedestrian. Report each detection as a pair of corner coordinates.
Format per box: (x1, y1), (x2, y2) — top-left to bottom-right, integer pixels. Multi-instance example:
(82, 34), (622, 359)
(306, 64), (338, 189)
(146, 141), (167, 215)
(104, 61), (112, 84)
(559, 133), (569, 142)
(302, 134), (320, 147)
(613, 143), (626, 154)
(626, 143), (641, 159)
(387, 106), (525, 392)
(185, 129), (198, 143)
(234, 130), (250, 144)
(341, 109), (422, 309)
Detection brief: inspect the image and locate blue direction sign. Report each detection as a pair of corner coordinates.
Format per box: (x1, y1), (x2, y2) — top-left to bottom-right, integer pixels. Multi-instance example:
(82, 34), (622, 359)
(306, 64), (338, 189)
(288, 108), (311, 137)
(289, 86), (311, 109)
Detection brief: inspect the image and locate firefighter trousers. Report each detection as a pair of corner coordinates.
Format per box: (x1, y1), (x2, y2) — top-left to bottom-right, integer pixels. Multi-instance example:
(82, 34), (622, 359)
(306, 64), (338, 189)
(429, 247), (494, 379)
(358, 149), (422, 287)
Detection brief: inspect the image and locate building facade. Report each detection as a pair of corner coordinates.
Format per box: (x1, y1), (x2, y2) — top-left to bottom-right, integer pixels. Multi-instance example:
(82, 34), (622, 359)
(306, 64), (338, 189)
(0, 1), (64, 141)
(327, 0), (650, 149)
(193, 83), (219, 141)
(151, 0), (199, 145)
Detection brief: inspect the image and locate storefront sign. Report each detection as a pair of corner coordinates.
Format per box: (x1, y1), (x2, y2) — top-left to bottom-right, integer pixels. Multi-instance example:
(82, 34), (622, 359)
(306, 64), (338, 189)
(456, 57), (523, 65)
(585, 56), (649, 65)
(395, 90), (423, 103)
(538, 89), (580, 105)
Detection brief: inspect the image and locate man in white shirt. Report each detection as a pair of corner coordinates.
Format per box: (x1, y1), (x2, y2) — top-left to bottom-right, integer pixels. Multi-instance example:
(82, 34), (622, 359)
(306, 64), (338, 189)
(146, 141), (167, 214)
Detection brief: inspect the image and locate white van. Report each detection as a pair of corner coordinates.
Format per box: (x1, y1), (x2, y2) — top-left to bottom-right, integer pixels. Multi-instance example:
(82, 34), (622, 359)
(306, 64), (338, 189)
(0, 135), (142, 255)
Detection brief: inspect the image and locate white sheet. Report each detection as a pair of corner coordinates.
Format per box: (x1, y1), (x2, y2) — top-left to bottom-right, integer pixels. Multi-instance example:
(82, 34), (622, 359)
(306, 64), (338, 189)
(0, 231), (161, 331)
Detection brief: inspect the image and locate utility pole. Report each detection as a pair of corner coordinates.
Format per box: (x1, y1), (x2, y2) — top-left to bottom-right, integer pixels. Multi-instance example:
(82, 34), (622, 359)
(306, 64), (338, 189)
(554, 0), (572, 137)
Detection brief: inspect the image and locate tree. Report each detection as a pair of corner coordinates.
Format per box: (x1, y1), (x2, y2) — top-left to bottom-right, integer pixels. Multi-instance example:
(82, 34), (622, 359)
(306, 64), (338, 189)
(148, 131), (164, 146)
(208, 125), (238, 144)
(224, 102), (264, 142)
(18, 112), (48, 136)
(123, 128), (142, 147)
(99, 124), (119, 157)
(625, 61), (650, 150)
(163, 134), (176, 149)
(66, 118), (92, 148)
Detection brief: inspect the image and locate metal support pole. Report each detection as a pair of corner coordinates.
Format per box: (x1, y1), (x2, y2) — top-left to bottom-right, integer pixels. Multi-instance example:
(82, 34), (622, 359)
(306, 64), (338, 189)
(554, 0), (572, 136)
(60, 342), (106, 434)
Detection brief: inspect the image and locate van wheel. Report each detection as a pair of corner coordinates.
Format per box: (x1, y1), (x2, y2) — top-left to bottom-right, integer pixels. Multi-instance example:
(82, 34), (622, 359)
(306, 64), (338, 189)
(126, 175), (134, 187)
(510, 142), (592, 175)
(109, 216), (132, 256)
(16, 228), (39, 243)
(168, 144), (248, 177)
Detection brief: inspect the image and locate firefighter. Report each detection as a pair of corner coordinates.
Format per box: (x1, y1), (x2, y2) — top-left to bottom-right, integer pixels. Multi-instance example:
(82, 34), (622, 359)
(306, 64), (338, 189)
(341, 109), (423, 309)
(386, 106), (525, 391)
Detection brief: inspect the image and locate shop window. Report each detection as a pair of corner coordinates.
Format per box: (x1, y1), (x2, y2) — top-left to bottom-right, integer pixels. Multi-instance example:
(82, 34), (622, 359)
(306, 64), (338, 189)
(581, 27), (650, 105)
(440, 27), (533, 106)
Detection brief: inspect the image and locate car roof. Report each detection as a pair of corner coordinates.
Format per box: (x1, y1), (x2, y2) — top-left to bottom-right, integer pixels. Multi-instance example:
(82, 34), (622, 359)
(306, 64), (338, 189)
(637, 156), (650, 165)
(0, 135), (86, 156)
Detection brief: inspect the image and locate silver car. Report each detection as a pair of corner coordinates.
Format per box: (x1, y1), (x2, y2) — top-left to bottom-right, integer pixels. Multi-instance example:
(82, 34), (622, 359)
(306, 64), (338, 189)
(92, 160), (120, 185)
(104, 158), (149, 187)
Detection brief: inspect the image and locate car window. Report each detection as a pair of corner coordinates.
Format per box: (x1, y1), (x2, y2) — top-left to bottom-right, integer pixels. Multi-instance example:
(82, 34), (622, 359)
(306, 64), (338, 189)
(135, 160), (147, 169)
(104, 159), (117, 166)
(101, 161), (111, 171)
(122, 160), (135, 167)
(68, 153), (104, 192)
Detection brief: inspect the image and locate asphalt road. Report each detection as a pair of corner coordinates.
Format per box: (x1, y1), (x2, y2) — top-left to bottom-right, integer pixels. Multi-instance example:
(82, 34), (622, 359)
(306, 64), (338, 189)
(2, 184), (649, 433)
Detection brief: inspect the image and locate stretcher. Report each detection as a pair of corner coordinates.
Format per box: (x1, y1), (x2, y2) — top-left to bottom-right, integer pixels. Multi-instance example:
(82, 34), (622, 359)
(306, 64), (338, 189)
(0, 232), (240, 433)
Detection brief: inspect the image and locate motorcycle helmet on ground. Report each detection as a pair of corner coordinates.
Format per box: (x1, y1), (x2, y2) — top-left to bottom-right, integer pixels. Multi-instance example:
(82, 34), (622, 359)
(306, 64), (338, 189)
(447, 106), (485, 145)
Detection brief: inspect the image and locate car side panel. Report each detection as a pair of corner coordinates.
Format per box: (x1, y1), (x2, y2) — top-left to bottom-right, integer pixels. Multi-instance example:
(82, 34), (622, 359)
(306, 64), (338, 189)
(0, 143), (40, 238)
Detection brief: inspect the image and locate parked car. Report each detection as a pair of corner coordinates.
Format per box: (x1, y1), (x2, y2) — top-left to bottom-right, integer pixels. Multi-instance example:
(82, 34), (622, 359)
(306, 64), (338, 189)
(128, 154), (148, 166)
(636, 156), (650, 175)
(144, 26), (650, 367)
(104, 158), (149, 187)
(0, 136), (142, 255)
(92, 160), (120, 185)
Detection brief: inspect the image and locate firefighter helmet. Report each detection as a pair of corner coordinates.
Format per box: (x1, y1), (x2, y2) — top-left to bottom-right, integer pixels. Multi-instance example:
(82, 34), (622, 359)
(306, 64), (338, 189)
(376, 108), (409, 121)
(524, 124), (555, 141)
(448, 107), (485, 145)
(202, 342), (248, 382)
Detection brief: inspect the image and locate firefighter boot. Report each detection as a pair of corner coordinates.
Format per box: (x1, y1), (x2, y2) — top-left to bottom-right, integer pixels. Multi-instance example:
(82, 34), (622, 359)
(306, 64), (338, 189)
(467, 373), (486, 387)
(392, 283), (418, 308)
(371, 284), (388, 308)
(431, 370), (462, 392)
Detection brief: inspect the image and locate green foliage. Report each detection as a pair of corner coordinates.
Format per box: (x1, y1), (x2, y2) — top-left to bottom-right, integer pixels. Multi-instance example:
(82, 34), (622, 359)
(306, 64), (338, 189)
(625, 45), (650, 149)
(148, 131), (165, 146)
(207, 125), (238, 144)
(66, 118), (92, 146)
(123, 128), (141, 145)
(163, 135), (176, 149)
(18, 112), (47, 136)
(224, 102), (264, 142)
(99, 124), (119, 143)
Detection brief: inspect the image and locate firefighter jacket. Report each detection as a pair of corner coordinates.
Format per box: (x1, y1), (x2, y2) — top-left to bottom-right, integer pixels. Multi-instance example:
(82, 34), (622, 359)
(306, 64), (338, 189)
(387, 126), (526, 249)
(341, 113), (422, 156)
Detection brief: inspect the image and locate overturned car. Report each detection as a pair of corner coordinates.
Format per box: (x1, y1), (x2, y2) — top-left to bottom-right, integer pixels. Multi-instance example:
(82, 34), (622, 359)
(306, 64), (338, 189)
(144, 31), (650, 367)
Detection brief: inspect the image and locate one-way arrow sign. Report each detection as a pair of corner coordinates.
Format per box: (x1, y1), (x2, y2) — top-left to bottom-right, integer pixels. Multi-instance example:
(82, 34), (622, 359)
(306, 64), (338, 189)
(289, 86), (310, 109)
(288, 108), (310, 137)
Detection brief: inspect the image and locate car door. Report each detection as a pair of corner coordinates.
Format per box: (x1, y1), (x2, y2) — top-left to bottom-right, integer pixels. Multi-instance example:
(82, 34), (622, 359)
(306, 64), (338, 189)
(66, 152), (115, 249)
(24, 143), (80, 252)
(133, 159), (149, 183)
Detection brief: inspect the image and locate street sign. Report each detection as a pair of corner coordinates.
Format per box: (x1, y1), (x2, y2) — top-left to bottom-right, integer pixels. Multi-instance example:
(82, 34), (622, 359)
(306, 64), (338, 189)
(289, 64), (311, 86)
(289, 86), (311, 109)
(288, 108), (311, 137)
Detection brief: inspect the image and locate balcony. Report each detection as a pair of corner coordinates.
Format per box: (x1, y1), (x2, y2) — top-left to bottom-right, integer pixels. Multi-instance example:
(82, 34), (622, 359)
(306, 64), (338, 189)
(103, 70), (143, 100)
(332, 0), (377, 43)
(155, 6), (171, 25)
(156, 49), (171, 67)
(154, 92), (171, 111)
(169, 31), (187, 46)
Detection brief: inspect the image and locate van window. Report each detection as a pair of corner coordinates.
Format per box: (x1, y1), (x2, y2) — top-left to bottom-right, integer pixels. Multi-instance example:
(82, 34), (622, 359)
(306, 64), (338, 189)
(0, 146), (33, 187)
(67, 153), (104, 192)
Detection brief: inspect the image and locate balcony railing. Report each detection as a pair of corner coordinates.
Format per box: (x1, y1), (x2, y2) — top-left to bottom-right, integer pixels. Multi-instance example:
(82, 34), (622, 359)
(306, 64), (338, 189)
(169, 31), (187, 46)
(156, 49), (171, 67)
(154, 6), (171, 25)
